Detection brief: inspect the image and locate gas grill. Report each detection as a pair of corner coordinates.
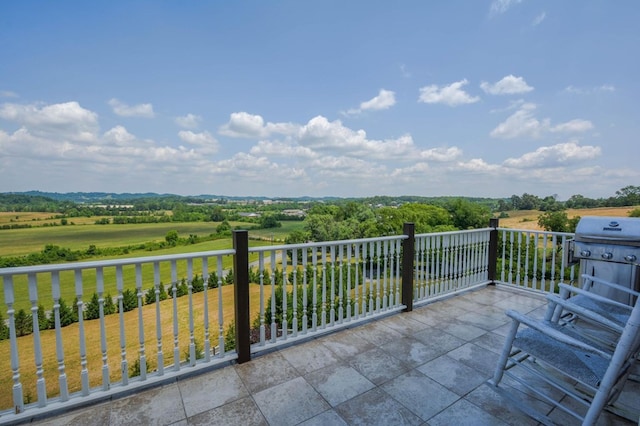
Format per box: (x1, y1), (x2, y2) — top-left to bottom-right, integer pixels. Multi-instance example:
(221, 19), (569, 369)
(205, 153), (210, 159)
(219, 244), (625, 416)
(568, 216), (640, 304)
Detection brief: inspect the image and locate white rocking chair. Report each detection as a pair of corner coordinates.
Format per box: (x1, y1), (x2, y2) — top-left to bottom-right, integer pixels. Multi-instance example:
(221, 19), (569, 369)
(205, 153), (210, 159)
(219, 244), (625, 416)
(487, 277), (640, 425)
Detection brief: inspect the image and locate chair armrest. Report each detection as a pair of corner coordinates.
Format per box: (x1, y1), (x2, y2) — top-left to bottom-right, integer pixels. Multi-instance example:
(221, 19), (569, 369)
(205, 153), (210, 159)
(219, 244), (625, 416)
(558, 283), (633, 311)
(505, 309), (612, 359)
(581, 274), (640, 297)
(545, 294), (625, 333)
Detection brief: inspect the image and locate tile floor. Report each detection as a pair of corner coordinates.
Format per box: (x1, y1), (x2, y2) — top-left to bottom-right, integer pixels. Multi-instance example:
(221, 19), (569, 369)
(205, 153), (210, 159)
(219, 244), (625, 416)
(30, 286), (639, 426)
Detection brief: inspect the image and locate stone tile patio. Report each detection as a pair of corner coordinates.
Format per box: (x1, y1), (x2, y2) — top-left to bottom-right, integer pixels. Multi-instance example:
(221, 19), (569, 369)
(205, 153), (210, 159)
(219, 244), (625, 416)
(31, 286), (638, 426)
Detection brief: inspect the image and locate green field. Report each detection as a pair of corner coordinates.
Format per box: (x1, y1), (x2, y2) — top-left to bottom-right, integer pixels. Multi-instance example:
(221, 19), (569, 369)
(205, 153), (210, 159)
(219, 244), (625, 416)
(0, 220), (305, 258)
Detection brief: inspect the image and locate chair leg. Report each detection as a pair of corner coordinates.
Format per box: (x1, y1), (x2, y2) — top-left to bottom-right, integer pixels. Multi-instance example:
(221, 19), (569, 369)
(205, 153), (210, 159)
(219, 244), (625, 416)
(489, 318), (520, 386)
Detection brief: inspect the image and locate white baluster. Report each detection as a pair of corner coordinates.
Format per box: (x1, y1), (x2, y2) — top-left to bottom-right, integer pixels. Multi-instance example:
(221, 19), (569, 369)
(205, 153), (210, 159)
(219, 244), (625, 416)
(217, 256), (224, 356)
(27, 273), (46, 406)
(281, 250), (288, 339)
(302, 248), (308, 334)
(311, 247), (318, 331)
(170, 260), (180, 370)
(202, 257), (211, 362)
(329, 245), (335, 326)
(320, 246), (327, 327)
(270, 251), (277, 342)
(135, 264), (147, 380)
(75, 269), (89, 394)
(382, 241), (388, 310)
(116, 266), (128, 386)
(4, 275), (24, 413)
(354, 244), (360, 319)
(96, 267), (110, 391)
(292, 249), (298, 337)
(153, 262), (164, 375)
(259, 252), (266, 345)
(51, 271), (69, 400)
(187, 259), (195, 365)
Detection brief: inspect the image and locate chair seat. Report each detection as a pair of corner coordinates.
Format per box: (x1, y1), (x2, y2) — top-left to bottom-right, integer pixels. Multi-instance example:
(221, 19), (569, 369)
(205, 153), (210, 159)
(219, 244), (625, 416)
(515, 326), (611, 388)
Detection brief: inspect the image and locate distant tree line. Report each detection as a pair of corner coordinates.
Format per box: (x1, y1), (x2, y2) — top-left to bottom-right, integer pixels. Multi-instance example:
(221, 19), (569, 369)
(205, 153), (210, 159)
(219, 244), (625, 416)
(498, 185), (640, 212)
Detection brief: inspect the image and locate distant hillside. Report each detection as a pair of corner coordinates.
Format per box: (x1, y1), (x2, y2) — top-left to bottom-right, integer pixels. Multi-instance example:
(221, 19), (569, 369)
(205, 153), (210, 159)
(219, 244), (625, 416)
(2, 191), (344, 204)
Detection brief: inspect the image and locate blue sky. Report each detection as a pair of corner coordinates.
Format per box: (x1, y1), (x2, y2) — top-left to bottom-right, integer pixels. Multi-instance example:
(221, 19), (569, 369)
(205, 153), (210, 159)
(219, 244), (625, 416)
(1, 1), (638, 200)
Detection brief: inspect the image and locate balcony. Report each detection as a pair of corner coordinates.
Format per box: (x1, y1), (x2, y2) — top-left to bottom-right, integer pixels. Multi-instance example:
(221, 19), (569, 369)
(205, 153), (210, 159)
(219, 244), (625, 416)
(1, 222), (638, 425)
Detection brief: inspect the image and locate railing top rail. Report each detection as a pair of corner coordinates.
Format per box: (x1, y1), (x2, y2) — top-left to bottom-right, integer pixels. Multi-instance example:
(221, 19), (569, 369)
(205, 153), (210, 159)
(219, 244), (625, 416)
(0, 248), (236, 276)
(415, 227), (493, 238)
(496, 228), (575, 238)
(248, 234), (408, 253)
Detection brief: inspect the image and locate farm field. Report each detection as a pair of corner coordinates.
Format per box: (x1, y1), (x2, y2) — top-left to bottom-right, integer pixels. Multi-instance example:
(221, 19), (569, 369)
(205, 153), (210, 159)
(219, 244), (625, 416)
(0, 220), (263, 258)
(496, 206), (638, 231)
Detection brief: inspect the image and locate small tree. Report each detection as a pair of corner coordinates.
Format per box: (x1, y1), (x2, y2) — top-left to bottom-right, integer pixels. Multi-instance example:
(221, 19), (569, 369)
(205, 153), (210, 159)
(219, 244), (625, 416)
(58, 298), (76, 326)
(122, 289), (139, 312)
(538, 211), (570, 233)
(165, 230), (179, 246)
(104, 293), (116, 315)
(85, 293), (101, 320)
(15, 309), (32, 337)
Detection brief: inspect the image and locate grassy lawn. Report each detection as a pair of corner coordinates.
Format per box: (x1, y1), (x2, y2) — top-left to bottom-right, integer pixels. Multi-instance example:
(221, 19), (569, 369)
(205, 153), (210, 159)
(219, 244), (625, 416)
(248, 221), (305, 242)
(0, 221), (262, 258)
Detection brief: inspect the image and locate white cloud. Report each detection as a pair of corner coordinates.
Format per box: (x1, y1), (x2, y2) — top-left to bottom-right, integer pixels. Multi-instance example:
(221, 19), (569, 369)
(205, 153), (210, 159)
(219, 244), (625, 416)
(418, 79), (480, 107)
(563, 85), (616, 95)
(490, 103), (594, 139)
(360, 89), (396, 111)
(550, 119), (594, 133)
(108, 98), (155, 118)
(490, 103), (546, 138)
(0, 101), (99, 142)
(178, 130), (219, 154)
(490, 0), (523, 16)
(219, 112), (298, 138)
(532, 12), (546, 26)
(480, 75), (534, 95)
(503, 141), (601, 168)
(175, 113), (202, 129)
(456, 158), (502, 173)
(298, 116), (424, 160)
(103, 125), (136, 146)
(419, 147), (463, 162)
(249, 140), (317, 159)
(345, 89), (397, 115)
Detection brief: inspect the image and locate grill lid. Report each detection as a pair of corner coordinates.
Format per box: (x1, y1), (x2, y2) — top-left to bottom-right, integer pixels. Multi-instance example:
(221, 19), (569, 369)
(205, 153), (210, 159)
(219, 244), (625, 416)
(575, 216), (640, 244)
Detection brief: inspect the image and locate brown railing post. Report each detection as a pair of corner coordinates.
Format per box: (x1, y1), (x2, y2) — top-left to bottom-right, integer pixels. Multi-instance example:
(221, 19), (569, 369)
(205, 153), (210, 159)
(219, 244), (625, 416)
(233, 230), (251, 363)
(488, 218), (499, 285)
(402, 222), (415, 312)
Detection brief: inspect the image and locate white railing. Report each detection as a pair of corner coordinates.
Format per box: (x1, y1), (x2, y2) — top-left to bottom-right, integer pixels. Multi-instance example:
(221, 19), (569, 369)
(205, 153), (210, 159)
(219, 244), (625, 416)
(414, 228), (492, 304)
(495, 228), (576, 293)
(0, 250), (235, 423)
(248, 235), (407, 353)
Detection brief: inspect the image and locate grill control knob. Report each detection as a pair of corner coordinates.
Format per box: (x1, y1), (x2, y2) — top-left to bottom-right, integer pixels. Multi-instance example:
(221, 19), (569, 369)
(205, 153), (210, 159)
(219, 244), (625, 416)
(580, 250), (591, 257)
(624, 255), (637, 262)
(601, 252), (613, 260)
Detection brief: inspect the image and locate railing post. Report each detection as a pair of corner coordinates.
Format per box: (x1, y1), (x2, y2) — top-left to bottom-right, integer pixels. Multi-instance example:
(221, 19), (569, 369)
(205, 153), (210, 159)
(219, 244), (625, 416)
(488, 218), (500, 285)
(233, 230), (251, 363)
(402, 222), (415, 312)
